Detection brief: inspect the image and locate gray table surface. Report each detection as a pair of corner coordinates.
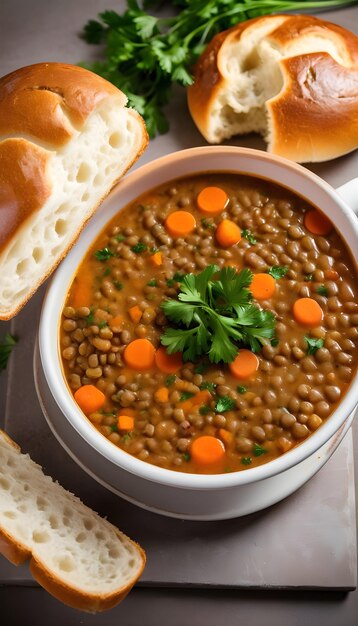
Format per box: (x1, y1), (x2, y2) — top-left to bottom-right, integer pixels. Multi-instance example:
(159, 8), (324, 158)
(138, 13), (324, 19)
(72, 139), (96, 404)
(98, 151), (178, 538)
(1, 1), (358, 624)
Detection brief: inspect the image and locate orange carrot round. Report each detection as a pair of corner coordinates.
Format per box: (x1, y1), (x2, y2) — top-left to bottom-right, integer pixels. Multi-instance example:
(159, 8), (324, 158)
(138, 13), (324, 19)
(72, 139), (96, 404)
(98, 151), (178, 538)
(215, 219), (241, 247)
(74, 385), (105, 415)
(190, 436), (225, 466)
(124, 338), (155, 370)
(293, 297), (323, 327)
(250, 273), (276, 300)
(197, 186), (229, 215)
(304, 209), (332, 236)
(155, 346), (183, 373)
(165, 211), (196, 237)
(229, 349), (259, 380)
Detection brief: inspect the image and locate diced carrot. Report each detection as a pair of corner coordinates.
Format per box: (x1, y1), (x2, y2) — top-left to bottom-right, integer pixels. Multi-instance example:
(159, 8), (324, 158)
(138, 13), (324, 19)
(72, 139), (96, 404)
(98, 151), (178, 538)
(293, 297), (323, 327)
(229, 349), (259, 380)
(250, 273), (276, 301)
(191, 390), (212, 406)
(304, 209), (332, 236)
(117, 415), (134, 431)
(150, 251), (163, 266)
(109, 314), (124, 329)
(74, 385), (105, 415)
(215, 219), (241, 247)
(197, 186), (229, 215)
(190, 436), (225, 466)
(154, 387), (169, 403)
(128, 305), (143, 323)
(155, 346), (183, 373)
(165, 210), (196, 237)
(124, 338), (155, 370)
(325, 269), (339, 281)
(218, 428), (233, 446)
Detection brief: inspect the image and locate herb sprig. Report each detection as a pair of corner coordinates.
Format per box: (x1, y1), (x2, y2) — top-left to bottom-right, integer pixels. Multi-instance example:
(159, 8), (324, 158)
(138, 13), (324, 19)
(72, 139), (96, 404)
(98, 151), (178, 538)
(81, 0), (354, 137)
(161, 264), (275, 363)
(0, 334), (17, 372)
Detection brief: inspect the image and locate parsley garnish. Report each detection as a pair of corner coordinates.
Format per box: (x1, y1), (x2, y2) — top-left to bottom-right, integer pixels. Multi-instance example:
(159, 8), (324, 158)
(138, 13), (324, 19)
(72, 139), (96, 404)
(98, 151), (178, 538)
(237, 385), (247, 394)
(305, 336), (324, 355)
(131, 242), (147, 254)
(110, 424), (119, 432)
(199, 405), (211, 415)
(200, 381), (217, 393)
(183, 452), (191, 462)
(253, 443), (267, 456)
(215, 396), (236, 413)
(165, 374), (176, 387)
(85, 309), (95, 326)
(150, 246), (159, 254)
(180, 392), (195, 402)
(195, 362), (209, 375)
(114, 281), (124, 291)
(268, 266), (288, 279)
(103, 267), (111, 277)
(98, 321), (108, 329)
(271, 338), (279, 347)
(317, 285), (328, 297)
(242, 229), (257, 245)
(201, 218), (214, 230)
(241, 457), (252, 466)
(0, 334), (17, 371)
(304, 273), (313, 282)
(115, 234), (125, 242)
(147, 279), (157, 287)
(166, 272), (185, 287)
(161, 265), (276, 363)
(94, 247), (114, 261)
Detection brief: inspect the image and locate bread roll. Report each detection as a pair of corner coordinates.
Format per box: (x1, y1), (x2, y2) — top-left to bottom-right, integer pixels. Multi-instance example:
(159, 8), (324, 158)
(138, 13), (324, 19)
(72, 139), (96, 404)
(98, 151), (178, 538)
(187, 15), (358, 163)
(0, 430), (145, 612)
(0, 63), (148, 320)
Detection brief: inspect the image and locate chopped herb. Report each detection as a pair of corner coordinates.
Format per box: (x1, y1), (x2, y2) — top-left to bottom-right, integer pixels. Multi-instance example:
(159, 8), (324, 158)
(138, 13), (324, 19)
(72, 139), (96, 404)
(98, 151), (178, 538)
(268, 265), (289, 279)
(115, 234), (125, 242)
(147, 279), (157, 287)
(241, 457), (252, 466)
(180, 391), (195, 402)
(199, 405), (211, 415)
(215, 396), (236, 413)
(194, 362), (209, 375)
(100, 410), (116, 416)
(166, 272), (185, 287)
(110, 424), (119, 432)
(98, 321), (108, 329)
(199, 381), (217, 393)
(114, 281), (124, 291)
(161, 265), (276, 363)
(0, 334), (18, 372)
(242, 229), (257, 245)
(122, 432), (134, 444)
(94, 247), (114, 261)
(183, 452), (191, 462)
(85, 309), (95, 326)
(150, 246), (159, 254)
(304, 273), (313, 282)
(165, 374), (176, 387)
(271, 338), (279, 347)
(253, 443), (267, 456)
(317, 285), (328, 297)
(305, 336), (324, 355)
(237, 385), (247, 394)
(131, 242), (148, 254)
(103, 267), (111, 277)
(201, 218), (215, 230)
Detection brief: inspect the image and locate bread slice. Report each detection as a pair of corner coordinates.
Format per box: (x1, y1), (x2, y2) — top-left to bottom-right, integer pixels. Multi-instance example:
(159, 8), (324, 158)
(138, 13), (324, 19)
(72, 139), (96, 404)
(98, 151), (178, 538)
(0, 430), (145, 612)
(187, 14), (358, 162)
(0, 63), (148, 320)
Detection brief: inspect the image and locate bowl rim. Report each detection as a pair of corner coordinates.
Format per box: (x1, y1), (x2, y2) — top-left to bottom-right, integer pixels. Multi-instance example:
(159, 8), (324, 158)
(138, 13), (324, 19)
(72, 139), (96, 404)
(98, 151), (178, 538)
(39, 145), (358, 490)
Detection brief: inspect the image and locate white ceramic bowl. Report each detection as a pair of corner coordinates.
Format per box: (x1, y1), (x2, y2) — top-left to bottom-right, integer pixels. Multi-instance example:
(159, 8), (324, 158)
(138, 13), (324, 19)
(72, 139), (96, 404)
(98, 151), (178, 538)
(38, 146), (358, 520)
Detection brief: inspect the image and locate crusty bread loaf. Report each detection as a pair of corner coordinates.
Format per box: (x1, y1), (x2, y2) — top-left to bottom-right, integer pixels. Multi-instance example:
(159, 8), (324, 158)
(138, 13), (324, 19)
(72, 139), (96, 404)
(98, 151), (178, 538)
(0, 62), (148, 320)
(187, 14), (358, 163)
(0, 430), (145, 612)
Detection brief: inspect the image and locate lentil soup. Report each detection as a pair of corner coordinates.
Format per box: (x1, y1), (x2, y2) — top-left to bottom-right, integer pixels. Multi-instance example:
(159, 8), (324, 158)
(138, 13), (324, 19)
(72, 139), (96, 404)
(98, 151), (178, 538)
(60, 173), (358, 474)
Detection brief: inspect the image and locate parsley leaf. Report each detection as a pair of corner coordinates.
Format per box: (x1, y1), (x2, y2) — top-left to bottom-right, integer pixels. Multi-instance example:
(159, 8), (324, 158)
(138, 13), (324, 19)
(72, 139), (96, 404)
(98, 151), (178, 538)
(147, 279), (157, 287)
(200, 381), (217, 393)
(180, 392), (195, 402)
(194, 362), (209, 375)
(131, 242), (147, 254)
(317, 285), (328, 297)
(183, 452), (191, 462)
(0, 334), (17, 371)
(201, 218), (214, 230)
(241, 457), (252, 466)
(215, 396), (236, 413)
(94, 247), (114, 261)
(304, 273), (313, 282)
(165, 374), (176, 387)
(116, 234), (125, 242)
(305, 336), (324, 355)
(242, 229), (257, 245)
(199, 405), (211, 415)
(85, 309), (95, 326)
(114, 281), (124, 291)
(268, 266), (288, 279)
(237, 385), (247, 394)
(253, 443), (267, 456)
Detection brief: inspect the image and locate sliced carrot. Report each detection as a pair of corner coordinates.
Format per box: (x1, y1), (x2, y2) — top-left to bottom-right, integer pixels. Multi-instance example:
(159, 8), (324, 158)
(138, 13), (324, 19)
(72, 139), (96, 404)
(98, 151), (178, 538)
(155, 346), (183, 374)
(218, 428), (233, 446)
(304, 209), (332, 236)
(197, 186), (229, 215)
(128, 305), (142, 323)
(74, 385), (105, 415)
(117, 415), (134, 431)
(229, 349), (259, 380)
(165, 211), (196, 238)
(109, 314), (124, 329)
(150, 251), (163, 266)
(250, 273), (276, 301)
(325, 269), (339, 281)
(124, 338), (155, 370)
(293, 297), (323, 327)
(215, 219), (241, 247)
(154, 387), (169, 403)
(191, 436), (225, 466)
